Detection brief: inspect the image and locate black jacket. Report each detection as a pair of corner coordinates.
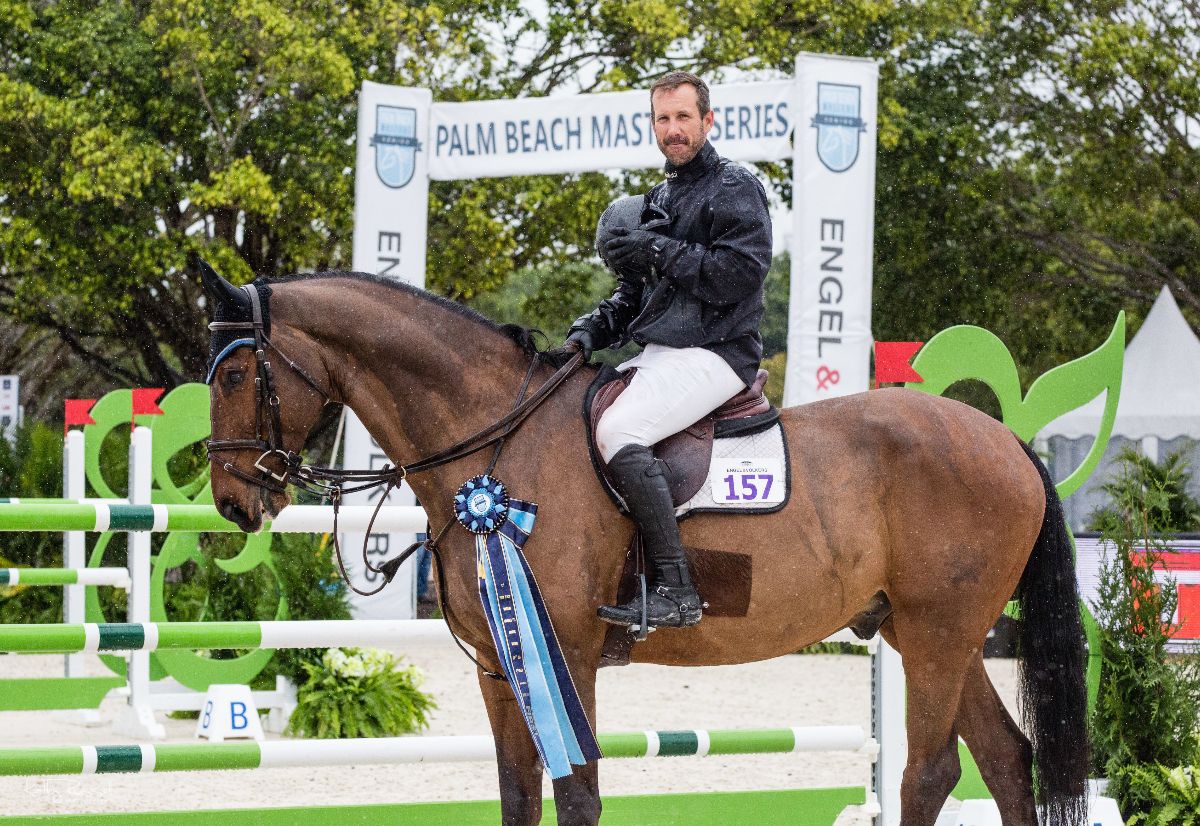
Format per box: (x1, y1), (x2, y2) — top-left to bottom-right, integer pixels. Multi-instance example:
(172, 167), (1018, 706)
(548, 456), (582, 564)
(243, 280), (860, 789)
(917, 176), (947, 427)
(574, 141), (772, 387)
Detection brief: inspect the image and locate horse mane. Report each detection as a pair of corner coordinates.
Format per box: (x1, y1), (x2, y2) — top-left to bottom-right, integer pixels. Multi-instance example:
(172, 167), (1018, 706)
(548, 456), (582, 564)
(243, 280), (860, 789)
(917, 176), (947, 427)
(261, 271), (539, 357)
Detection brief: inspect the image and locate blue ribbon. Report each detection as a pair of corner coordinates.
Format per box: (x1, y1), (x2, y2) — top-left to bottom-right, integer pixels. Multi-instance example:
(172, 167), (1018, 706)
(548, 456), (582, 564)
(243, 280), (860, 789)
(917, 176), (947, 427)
(473, 498), (602, 778)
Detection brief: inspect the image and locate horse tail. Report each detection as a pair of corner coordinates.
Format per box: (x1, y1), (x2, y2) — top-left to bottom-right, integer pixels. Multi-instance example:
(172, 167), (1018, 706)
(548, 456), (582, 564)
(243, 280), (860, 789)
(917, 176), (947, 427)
(1014, 438), (1089, 825)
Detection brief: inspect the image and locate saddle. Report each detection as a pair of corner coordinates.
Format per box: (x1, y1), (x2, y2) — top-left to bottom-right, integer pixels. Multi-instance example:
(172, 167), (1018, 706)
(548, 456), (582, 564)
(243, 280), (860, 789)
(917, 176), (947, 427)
(584, 365), (779, 509)
(585, 365), (782, 667)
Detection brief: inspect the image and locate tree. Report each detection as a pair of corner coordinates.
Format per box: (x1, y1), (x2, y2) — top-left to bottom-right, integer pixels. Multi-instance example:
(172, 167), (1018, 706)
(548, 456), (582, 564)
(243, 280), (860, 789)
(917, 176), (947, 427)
(1000, 1), (1200, 322)
(5, 0), (1195, 417)
(0, 0), (503, 403)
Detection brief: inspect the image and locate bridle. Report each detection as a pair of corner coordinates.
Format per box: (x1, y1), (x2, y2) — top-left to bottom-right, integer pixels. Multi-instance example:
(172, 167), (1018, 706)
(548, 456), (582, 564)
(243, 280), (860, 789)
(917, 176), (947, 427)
(205, 284), (331, 496)
(206, 283), (583, 500)
(204, 282), (583, 677)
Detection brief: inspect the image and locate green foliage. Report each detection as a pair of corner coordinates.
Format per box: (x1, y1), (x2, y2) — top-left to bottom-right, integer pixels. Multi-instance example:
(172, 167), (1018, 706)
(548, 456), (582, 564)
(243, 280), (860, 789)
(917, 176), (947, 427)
(1089, 448), (1200, 534)
(761, 353), (786, 409)
(159, 532), (350, 689)
(760, 255), (790, 359)
(0, 0), (505, 396)
(795, 641), (868, 656)
(469, 261), (613, 341)
(287, 647), (436, 739)
(1089, 452), (1200, 813)
(1124, 765), (1200, 826)
(0, 421), (63, 623)
(4, 0), (1198, 418)
(265, 534), (352, 687)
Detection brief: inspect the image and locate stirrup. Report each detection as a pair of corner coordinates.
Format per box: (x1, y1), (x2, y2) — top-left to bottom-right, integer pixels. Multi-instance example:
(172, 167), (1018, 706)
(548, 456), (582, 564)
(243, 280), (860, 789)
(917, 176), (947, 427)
(597, 582), (703, 630)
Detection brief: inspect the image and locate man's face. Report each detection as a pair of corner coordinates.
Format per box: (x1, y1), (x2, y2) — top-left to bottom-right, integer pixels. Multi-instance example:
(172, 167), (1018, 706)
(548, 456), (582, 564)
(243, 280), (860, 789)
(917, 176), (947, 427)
(651, 84), (714, 167)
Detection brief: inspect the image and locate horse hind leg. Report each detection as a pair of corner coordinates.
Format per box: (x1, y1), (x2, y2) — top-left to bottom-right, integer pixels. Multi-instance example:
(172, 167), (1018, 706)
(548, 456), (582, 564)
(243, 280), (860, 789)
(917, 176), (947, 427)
(955, 652), (1037, 824)
(881, 618), (971, 825)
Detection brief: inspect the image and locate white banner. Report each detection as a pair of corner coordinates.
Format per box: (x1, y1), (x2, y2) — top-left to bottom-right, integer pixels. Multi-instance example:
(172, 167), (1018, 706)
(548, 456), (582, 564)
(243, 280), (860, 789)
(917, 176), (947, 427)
(429, 80), (796, 180)
(344, 82), (432, 620)
(0, 375), (17, 443)
(784, 54), (878, 406)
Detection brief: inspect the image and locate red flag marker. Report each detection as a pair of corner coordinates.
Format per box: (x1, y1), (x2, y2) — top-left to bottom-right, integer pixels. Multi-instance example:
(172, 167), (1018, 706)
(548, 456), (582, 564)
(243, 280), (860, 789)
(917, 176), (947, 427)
(131, 388), (165, 430)
(874, 341), (924, 386)
(64, 399), (97, 435)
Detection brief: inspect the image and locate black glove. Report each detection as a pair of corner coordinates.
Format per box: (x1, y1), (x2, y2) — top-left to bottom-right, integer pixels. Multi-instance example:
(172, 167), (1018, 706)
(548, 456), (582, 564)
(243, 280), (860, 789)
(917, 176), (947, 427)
(542, 328), (594, 366)
(603, 228), (664, 279)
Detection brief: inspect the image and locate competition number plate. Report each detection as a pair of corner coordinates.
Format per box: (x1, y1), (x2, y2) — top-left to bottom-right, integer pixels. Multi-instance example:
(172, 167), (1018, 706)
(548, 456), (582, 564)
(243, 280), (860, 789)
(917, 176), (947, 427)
(709, 458), (785, 504)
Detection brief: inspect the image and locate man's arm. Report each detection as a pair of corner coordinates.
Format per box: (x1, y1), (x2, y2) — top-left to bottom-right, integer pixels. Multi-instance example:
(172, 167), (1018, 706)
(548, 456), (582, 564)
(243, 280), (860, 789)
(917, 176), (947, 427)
(653, 169), (772, 306)
(568, 274), (645, 350)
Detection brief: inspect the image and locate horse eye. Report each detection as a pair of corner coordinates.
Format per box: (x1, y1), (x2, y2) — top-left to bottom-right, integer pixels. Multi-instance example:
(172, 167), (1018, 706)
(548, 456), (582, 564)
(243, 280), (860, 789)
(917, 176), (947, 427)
(223, 369), (246, 390)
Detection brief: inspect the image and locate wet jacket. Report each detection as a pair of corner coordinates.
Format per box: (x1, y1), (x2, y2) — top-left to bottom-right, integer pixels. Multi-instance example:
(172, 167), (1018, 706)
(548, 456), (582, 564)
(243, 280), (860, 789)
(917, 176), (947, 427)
(573, 140), (772, 387)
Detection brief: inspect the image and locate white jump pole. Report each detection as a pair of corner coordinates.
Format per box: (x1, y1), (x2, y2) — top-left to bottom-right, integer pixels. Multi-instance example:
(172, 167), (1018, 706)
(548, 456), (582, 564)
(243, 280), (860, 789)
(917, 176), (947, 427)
(113, 425), (164, 739)
(62, 429), (87, 681)
(872, 637), (905, 825)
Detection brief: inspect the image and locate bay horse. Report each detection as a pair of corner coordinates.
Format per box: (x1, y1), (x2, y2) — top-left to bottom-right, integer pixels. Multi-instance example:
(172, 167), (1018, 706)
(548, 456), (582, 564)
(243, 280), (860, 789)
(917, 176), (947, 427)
(201, 267), (1089, 825)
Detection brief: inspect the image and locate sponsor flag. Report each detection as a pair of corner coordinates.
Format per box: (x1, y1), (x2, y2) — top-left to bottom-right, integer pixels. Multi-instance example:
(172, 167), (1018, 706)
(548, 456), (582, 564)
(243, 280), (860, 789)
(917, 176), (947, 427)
(873, 342), (924, 386)
(131, 388), (165, 429)
(346, 82), (433, 620)
(64, 399), (97, 434)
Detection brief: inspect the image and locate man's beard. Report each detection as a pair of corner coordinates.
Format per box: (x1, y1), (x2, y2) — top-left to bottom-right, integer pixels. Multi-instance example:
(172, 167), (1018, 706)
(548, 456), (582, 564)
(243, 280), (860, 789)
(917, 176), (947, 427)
(659, 134), (701, 165)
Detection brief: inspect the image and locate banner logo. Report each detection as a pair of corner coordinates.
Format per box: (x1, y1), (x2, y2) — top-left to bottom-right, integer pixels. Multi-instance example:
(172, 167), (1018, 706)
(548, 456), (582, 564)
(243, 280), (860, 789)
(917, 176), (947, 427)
(811, 83), (867, 173)
(371, 105), (422, 188)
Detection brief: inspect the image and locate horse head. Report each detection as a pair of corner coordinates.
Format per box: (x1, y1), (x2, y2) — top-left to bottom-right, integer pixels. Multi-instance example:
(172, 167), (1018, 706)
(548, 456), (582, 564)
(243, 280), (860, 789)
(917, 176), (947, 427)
(199, 259), (331, 532)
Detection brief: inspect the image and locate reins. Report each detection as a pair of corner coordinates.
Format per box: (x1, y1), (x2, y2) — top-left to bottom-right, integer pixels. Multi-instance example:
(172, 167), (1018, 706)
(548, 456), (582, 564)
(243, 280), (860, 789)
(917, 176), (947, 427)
(205, 282), (583, 682)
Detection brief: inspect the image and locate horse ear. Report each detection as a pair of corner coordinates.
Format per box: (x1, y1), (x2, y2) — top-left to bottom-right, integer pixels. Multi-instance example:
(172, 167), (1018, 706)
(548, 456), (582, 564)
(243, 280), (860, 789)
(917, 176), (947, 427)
(196, 257), (249, 315)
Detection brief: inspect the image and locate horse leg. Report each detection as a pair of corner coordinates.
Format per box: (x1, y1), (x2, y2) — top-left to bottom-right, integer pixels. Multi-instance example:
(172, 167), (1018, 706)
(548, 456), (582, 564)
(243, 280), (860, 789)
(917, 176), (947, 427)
(881, 619), (970, 825)
(551, 753), (601, 825)
(955, 652), (1037, 824)
(476, 661), (603, 826)
(550, 661), (602, 826)
(476, 667), (545, 826)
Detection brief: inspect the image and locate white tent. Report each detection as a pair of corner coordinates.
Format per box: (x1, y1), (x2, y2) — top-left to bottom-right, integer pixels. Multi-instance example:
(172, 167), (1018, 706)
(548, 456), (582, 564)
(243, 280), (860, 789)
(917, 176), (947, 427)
(1041, 286), (1200, 443)
(1040, 286), (1200, 529)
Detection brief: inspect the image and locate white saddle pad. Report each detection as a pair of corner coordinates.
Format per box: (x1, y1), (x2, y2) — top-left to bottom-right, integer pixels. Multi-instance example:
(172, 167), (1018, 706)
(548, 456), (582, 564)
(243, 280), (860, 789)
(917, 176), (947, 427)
(677, 421), (789, 517)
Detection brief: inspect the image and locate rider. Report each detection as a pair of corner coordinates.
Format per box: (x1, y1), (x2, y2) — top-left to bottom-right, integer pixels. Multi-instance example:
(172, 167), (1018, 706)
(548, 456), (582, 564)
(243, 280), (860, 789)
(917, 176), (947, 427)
(557, 71), (772, 629)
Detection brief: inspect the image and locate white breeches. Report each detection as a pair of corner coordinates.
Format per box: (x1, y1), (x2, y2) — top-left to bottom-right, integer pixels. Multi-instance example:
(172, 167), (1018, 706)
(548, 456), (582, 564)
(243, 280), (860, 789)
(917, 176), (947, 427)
(595, 343), (746, 463)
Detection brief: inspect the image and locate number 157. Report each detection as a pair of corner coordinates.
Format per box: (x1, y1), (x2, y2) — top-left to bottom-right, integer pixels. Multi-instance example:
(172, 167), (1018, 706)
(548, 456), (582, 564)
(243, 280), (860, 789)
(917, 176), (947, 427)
(723, 473), (773, 501)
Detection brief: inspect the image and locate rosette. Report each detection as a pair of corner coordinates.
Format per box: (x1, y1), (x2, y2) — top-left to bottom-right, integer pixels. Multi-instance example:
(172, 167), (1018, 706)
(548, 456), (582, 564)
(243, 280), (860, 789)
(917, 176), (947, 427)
(453, 474), (510, 534)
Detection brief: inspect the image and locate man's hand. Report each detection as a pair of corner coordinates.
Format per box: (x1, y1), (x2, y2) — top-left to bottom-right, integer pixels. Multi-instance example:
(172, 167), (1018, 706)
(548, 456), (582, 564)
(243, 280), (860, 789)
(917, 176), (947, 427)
(603, 228), (664, 278)
(542, 328), (594, 366)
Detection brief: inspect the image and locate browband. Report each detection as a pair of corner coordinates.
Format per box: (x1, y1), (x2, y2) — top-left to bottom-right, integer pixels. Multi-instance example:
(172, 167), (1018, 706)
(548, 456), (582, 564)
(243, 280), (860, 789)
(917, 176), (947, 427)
(205, 337), (256, 384)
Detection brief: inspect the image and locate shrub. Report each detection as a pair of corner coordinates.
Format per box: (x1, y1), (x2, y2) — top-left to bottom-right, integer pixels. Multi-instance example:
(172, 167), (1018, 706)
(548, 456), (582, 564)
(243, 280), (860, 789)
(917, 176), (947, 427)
(286, 647), (436, 739)
(1089, 451), (1200, 813)
(1123, 764), (1200, 826)
(1088, 447), (1200, 533)
(159, 531), (352, 691)
(0, 421), (64, 624)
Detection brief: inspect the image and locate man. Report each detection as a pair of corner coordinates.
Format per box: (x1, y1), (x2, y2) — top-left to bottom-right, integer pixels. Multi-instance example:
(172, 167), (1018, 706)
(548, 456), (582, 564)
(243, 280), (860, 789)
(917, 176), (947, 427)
(556, 71), (772, 629)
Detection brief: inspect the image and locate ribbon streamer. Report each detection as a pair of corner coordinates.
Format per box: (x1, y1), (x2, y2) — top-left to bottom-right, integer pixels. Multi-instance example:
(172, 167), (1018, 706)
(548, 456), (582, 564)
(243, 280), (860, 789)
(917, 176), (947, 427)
(474, 499), (602, 778)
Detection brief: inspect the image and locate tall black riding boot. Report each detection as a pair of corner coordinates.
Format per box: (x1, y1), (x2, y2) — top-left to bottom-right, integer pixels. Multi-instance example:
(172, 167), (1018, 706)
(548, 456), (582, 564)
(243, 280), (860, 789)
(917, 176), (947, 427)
(597, 444), (703, 628)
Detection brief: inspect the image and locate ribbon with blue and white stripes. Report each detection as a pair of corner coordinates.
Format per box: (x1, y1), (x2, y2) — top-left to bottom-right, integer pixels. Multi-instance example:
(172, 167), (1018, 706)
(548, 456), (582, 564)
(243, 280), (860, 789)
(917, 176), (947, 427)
(474, 499), (602, 778)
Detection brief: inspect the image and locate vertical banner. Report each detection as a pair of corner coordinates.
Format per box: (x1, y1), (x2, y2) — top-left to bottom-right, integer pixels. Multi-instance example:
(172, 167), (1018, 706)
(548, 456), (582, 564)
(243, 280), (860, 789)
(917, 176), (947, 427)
(0, 375), (18, 444)
(784, 53), (878, 406)
(345, 82), (433, 619)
